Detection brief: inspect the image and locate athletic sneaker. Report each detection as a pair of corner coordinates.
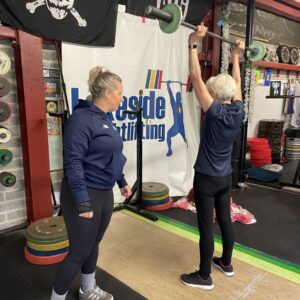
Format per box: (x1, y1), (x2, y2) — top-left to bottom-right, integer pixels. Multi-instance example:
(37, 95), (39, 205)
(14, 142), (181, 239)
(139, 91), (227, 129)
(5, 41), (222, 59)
(212, 257), (234, 276)
(180, 270), (214, 290)
(79, 285), (113, 300)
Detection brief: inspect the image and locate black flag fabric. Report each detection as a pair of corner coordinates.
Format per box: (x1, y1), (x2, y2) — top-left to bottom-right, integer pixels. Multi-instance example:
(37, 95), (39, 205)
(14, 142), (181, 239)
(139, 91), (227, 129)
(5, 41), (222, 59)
(0, 0), (119, 46)
(125, 0), (215, 25)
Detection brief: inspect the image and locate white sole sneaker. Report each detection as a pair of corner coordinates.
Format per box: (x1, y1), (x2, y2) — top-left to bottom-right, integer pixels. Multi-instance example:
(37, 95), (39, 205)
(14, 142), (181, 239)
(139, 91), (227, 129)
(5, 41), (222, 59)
(212, 261), (234, 277)
(180, 279), (214, 290)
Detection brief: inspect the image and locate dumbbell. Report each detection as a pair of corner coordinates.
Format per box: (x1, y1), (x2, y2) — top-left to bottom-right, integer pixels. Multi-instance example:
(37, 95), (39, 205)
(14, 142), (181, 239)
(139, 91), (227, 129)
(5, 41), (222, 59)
(145, 4), (266, 62)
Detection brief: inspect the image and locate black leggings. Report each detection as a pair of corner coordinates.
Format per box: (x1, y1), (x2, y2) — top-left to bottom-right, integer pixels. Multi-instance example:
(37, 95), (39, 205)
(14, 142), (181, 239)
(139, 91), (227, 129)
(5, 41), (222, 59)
(193, 171), (234, 279)
(53, 177), (114, 295)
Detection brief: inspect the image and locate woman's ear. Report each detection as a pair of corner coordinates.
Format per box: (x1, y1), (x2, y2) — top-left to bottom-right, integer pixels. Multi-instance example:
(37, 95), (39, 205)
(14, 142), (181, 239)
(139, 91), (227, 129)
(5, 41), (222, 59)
(104, 89), (111, 99)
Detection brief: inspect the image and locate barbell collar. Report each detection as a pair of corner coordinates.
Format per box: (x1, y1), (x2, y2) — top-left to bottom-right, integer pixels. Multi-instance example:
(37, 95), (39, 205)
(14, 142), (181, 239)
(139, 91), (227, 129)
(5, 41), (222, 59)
(145, 6), (173, 23)
(145, 5), (256, 55)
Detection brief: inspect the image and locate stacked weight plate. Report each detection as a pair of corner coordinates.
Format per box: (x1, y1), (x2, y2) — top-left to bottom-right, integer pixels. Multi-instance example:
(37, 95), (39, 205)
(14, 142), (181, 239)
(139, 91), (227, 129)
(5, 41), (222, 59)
(24, 216), (69, 265)
(142, 182), (173, 211)
(257, 119), (284, 163)
(284, 128), (300, 160)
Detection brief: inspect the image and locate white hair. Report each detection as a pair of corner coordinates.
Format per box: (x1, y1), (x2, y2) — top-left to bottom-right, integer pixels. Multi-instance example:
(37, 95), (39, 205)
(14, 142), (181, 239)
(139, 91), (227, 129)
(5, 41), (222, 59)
(206, 74), (237, 101)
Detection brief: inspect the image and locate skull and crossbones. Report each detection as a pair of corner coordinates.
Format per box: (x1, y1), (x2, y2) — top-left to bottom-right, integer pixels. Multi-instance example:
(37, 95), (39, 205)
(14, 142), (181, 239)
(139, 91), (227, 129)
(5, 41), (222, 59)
(26, 0), (87, 27)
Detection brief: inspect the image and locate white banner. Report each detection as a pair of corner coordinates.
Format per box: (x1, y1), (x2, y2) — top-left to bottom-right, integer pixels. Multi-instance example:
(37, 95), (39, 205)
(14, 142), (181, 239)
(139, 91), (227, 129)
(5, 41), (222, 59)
(62, 11), (200, 202)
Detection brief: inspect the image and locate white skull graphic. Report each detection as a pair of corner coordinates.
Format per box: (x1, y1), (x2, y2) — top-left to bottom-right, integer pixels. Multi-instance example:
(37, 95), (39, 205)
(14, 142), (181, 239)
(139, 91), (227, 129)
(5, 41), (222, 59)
(26, 0), (86, 27)
(46, 0), (74, 19)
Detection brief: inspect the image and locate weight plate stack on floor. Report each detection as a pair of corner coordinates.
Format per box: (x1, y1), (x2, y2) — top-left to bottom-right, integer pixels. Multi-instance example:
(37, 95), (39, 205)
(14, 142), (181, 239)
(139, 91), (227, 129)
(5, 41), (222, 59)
(257, 119), (284, 164)
(284, 128), (300, 160)
(247, 138), (272, 166)
(24, 216), (69, 265)
(142, 182), (173, 211)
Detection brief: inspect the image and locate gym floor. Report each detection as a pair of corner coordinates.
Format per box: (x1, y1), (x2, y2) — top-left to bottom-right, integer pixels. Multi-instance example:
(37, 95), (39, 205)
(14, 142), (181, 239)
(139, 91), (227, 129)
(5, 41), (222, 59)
(1, 183), (299, 300)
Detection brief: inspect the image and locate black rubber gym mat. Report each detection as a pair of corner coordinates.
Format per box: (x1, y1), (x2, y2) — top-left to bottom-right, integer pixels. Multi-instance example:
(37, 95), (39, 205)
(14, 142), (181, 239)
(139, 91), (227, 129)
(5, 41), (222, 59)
(0, 230), (147, 300)
(154, 185), (300, 266)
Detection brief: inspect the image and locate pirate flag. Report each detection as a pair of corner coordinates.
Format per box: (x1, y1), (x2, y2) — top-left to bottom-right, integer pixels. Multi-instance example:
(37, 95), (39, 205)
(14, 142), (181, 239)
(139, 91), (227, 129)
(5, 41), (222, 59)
(0, 0), (119, 46)
(125, 0), (215, 25)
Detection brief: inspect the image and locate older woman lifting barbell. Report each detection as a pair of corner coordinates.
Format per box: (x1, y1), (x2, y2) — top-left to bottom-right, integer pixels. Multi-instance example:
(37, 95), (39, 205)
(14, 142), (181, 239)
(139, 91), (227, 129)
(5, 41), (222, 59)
(146, 5), (246, 290)
(177, 23), (245, 290)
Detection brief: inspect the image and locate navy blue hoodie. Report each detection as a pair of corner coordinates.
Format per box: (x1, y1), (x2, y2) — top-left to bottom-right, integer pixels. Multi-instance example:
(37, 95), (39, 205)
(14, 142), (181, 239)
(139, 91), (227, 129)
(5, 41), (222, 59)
(64, 100), (127, 204)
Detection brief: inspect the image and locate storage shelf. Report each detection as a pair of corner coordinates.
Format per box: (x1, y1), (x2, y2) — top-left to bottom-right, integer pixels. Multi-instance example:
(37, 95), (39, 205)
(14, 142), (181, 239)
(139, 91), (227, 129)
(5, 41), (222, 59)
(266, 95), (300, 99)
(253, 61), (300, 71)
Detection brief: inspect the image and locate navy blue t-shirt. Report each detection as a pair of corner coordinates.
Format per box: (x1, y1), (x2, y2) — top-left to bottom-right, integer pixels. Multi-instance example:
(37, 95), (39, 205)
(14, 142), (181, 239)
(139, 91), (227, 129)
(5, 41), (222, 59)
(194, 101), (244, 176)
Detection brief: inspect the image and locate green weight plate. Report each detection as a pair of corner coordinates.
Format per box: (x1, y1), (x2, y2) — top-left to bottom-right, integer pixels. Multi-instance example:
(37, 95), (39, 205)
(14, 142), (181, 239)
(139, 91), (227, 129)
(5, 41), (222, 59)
(142, 189), (169, 198)
(0, 171), (16, 187)
(159, 3), (182, 34)
(26, 233), (68, 245)
(247, 42), (266, 61)
(142, 193), (169, 200)
(0, 149), (13, 166)
(26, 216), (67, 241)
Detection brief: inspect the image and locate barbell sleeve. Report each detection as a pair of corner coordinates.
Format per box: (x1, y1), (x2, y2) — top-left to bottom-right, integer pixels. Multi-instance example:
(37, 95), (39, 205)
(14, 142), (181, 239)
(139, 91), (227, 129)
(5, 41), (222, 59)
(145, 5), (256, 55)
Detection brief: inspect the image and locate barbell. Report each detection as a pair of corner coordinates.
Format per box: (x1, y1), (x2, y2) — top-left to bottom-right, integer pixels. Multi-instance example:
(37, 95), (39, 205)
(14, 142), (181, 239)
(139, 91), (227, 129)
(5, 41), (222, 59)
(145, 4), (266, 62)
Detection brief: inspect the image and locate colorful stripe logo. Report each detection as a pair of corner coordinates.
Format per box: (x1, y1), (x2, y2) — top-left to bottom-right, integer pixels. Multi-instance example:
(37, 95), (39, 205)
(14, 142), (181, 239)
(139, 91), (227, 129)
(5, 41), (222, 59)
(145, 69), (163, 89)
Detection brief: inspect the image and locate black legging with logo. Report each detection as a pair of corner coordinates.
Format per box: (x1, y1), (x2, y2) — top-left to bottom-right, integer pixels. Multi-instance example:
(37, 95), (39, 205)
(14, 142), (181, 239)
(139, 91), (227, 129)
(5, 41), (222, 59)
(193, 171), (234, 279)
(53, 177), (114, 295)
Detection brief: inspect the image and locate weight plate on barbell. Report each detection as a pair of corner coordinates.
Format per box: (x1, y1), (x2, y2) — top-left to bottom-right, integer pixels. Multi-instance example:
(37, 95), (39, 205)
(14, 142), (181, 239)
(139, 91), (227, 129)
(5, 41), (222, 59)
(0, 50), (11, 76)
(277, 45), (290, 64)
(159, 3), (182, 34)
(247, 42), (266, 61)
(0, 126), (11, 143)
(0, 77), (11, 97)
(290, 47), (299, 65)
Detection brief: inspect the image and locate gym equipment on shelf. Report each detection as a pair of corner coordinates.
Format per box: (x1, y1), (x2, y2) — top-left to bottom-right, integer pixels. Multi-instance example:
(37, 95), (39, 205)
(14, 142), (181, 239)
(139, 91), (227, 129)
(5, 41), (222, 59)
(276, 45), (290, 64)
(289, 47), (300, 65)
(145, 4), (266, 61)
